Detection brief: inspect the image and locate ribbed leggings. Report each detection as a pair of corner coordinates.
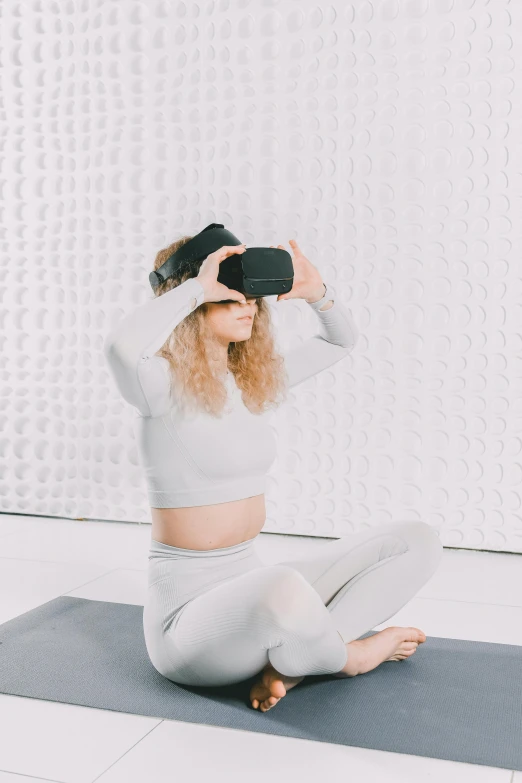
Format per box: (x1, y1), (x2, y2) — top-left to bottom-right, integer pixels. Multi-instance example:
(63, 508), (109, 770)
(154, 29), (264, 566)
(142, 520), (443, 687)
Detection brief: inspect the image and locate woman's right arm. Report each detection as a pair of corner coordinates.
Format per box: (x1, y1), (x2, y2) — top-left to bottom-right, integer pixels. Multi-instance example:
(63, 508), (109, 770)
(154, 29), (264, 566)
(103, 277), (206, 417)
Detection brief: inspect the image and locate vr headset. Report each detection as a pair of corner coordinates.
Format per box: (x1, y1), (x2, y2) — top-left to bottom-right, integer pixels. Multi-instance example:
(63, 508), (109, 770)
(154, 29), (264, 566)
(149, 223), (294, 303)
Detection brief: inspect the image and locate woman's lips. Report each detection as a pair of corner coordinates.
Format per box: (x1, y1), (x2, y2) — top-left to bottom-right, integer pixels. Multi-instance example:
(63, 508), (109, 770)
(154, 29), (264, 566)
(238, 317), (252, 322)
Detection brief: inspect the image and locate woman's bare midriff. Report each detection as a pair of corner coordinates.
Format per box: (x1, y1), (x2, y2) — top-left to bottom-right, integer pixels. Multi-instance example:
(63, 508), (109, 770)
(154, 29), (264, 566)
(150, 494), (266, 550)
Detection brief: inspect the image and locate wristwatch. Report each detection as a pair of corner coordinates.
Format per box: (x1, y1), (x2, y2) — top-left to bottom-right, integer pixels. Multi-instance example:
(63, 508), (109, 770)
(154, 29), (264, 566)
(306, 282), (335, 311)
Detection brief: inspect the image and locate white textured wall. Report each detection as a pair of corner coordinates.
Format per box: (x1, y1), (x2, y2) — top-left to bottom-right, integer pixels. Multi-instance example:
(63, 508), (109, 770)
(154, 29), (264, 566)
(1, 1), (521, 553)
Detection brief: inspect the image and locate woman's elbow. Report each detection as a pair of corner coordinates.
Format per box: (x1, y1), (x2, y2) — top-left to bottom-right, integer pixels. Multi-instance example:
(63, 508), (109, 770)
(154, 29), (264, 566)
(103, 331), (138, 376)
(343, 326), (359, 352)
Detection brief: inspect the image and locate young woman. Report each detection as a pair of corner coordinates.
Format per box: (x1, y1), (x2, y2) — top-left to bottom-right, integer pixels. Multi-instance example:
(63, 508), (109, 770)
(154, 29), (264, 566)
(104, 236), (443, 712)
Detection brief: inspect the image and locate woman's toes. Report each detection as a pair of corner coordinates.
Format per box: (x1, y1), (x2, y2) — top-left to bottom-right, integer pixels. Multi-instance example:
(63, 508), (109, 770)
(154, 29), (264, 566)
(411, 627), (426, 643)
(261, 696), (278, 712)
(250, 677), (283, 710)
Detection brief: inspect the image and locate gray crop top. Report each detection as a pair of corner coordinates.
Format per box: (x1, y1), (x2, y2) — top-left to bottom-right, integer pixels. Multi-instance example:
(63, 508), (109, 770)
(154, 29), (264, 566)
(103, 277), (359, 508)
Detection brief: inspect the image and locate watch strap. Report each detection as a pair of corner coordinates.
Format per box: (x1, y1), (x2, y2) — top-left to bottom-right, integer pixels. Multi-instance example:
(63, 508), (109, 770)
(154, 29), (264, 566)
(306, 282), (335, 311)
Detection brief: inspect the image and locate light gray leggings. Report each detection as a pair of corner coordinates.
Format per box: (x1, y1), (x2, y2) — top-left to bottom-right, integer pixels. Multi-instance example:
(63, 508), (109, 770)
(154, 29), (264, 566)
(142, 520), (443, 687)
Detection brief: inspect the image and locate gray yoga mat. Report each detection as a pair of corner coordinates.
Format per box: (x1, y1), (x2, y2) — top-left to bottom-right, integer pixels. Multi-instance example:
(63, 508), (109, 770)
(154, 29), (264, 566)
(0, 596), (521, 772)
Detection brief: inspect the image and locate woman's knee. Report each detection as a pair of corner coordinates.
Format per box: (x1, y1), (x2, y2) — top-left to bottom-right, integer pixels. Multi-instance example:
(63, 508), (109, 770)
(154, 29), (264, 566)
(398, 520), (444, 572)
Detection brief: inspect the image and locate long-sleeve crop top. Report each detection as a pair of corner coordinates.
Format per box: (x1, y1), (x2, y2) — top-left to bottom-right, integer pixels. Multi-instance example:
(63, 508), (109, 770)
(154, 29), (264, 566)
(103, 276), (359, 508)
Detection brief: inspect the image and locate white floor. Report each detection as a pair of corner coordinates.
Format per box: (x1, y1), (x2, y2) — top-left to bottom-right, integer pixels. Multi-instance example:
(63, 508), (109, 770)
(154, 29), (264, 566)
(0, 513), (521, 783)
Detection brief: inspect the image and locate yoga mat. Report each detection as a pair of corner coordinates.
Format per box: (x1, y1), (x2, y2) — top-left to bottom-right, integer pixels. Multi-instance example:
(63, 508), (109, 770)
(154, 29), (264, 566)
(0, 596), (521, 772)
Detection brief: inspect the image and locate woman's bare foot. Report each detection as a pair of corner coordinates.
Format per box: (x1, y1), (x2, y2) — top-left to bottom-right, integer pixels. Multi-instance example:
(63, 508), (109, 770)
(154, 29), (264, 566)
(333, 626), (427, 678)
(249, 626), (427, 710)
(250, 663), (305, 712)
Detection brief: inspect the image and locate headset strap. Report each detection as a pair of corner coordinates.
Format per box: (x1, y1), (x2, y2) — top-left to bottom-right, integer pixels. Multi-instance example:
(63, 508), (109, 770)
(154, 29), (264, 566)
(149, 223), (242, 289)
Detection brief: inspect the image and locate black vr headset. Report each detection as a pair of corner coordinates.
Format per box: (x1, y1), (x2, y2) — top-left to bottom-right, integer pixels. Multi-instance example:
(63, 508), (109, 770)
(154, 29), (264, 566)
(149, 223), (294, 303)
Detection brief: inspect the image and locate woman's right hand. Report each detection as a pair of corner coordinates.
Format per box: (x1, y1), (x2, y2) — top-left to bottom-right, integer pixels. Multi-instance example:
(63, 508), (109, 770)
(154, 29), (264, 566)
(197, 245), (248, 304)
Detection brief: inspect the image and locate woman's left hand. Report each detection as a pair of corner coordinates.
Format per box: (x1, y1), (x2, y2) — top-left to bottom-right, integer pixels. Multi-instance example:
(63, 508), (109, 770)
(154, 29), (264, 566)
(271, 239), (325, 303)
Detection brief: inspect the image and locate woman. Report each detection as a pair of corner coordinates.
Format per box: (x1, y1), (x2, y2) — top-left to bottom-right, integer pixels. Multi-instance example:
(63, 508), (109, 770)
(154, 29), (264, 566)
(104, 236), (443, 712)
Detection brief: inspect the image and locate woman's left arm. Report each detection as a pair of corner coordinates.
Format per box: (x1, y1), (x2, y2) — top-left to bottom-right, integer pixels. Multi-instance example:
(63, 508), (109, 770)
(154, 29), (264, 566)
(273, 240), (359, 389)
(281, 281), (359, 389)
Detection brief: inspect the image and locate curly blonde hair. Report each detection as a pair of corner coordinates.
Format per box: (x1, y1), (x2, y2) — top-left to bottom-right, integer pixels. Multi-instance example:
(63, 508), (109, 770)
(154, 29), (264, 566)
(153, 235), (289, 418)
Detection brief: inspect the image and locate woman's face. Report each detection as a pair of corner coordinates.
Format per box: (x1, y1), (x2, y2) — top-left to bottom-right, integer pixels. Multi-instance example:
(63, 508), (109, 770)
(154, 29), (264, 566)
(204, 295), (259, 344)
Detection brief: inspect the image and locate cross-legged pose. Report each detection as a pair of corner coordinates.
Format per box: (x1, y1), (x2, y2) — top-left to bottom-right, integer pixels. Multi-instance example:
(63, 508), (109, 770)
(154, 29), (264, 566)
(104, 235), (443, 712)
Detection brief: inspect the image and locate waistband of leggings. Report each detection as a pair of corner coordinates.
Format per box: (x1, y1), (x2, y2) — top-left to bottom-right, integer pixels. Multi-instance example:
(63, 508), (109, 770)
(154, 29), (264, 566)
(149, 534), (258, 559)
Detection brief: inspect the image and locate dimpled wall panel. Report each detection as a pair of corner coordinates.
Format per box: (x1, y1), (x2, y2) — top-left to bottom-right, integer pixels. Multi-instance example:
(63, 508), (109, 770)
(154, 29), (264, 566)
(1, 1), (521, 552)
